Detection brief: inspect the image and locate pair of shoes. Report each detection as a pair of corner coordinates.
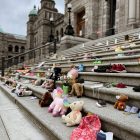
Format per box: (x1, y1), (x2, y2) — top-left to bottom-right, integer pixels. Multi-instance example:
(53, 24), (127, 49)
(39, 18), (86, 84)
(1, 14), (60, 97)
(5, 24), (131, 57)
(109, 64), (127, 73)
(124, 105), (139, 114)
(116, 83), (126, 88)
(94, 65), (111, 73)
(93, 59), (102, 64)
(96, 100), (107, 108)
(133, 86), (140, 92)
(104, 83), (112, 88)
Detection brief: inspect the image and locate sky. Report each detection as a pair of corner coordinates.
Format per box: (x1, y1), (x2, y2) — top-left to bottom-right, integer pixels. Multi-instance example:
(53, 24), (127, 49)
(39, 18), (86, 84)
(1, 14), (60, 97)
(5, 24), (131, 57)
(0, 0), (64, 36)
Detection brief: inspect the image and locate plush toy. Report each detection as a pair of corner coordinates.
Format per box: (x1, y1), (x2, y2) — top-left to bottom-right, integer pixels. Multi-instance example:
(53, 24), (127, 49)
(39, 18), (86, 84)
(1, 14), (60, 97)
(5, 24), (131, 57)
(67, 65), (78, 80)
(69, 79), (84, 98)
(62, 100), (84, 126)
(48, 87), (68, 117)
(41, 79), (54, 92)
(34, 79), (44, 86)
(114, 95), (128, 110)
(115, 46), (124, 57)
(78, 64), (84, 72)
(39, 92), (53, 107)
(12, 84), (32, 97)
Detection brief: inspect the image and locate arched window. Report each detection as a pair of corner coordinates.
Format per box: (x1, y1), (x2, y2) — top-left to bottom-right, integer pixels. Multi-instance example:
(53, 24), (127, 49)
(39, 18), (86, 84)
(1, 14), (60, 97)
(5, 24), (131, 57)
(15, 45), (19, 52)
(21, 46), (25, 53)
(61, 28), (64, 37)
(8, 45), (13, 52)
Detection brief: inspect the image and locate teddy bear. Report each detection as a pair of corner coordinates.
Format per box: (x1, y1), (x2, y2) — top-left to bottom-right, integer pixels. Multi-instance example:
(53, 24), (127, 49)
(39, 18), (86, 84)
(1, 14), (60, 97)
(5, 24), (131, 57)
(69, 79), (84, 98)
(48, 87), (68, 117)
(67, 65), (78, 80)
(114, 95), (128, 111)
(62, 100), (84, 126)
(39, 92), (53, 107)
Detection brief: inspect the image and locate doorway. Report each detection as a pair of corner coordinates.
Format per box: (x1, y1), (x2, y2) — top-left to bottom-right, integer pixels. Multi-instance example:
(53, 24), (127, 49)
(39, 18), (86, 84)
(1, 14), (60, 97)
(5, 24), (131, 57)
(76, 9), (85, 37)
(105, 0), (116, 36)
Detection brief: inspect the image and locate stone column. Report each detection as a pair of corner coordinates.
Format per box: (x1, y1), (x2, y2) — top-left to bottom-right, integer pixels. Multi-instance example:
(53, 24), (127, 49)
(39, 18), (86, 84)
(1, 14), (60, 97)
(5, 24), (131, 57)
(128, 0), (136, 24)
(136, 0), (140, 23)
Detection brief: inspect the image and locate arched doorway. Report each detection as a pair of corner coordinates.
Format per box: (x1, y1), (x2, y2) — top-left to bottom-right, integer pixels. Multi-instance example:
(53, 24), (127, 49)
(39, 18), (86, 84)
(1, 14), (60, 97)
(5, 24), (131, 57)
(76, 9), (85, 37)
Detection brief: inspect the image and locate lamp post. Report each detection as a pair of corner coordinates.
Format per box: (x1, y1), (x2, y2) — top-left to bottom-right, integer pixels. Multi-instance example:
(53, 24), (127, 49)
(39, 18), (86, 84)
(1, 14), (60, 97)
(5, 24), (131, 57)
(49, 17), (54, 42)
(65, 3), (74, 36)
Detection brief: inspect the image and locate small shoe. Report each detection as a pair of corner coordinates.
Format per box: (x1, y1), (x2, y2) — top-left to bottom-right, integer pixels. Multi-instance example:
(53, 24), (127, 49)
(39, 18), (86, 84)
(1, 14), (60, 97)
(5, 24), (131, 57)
(96, 100), (106, 108)
(124, 105), (131, 112)
(77, 95), (82, 98)
(130, 106), (139, 114)
(133, 86), (140, 92)
(138, 111), (140, 118)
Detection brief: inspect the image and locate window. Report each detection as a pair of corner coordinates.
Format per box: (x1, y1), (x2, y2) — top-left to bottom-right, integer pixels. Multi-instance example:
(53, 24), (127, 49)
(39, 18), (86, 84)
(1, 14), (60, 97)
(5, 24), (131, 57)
(21, 46), (25, 53)
(8, 45), (13, 52)
(15, 45), (19, 52)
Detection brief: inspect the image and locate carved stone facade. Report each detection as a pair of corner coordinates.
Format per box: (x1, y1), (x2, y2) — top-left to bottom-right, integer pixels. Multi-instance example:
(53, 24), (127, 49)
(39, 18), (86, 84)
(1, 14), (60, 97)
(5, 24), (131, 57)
(65, 0), (140, 39)
(27, 0), (64, 51)
(0, 30), (26, 64)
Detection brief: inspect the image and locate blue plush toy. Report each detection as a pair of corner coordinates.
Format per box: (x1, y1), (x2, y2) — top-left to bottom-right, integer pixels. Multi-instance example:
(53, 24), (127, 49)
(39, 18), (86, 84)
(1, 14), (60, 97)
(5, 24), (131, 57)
(78, 64), (84, 72)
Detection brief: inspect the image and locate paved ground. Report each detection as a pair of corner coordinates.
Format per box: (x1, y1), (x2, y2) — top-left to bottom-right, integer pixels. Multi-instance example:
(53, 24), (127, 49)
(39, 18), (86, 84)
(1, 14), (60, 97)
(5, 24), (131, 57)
(0, 90), (50, 140)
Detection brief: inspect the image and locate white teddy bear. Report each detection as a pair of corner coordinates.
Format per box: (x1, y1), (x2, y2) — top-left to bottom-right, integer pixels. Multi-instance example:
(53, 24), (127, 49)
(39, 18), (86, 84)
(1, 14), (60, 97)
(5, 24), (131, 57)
(62, 100), (84, 126)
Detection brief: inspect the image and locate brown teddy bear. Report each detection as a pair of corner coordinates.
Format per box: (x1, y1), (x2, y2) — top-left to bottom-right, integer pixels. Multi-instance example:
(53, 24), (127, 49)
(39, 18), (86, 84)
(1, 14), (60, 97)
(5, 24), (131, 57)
(114, 95), (128, 110)
(69, 79), (84, 98)
(39, 92), (53, 107)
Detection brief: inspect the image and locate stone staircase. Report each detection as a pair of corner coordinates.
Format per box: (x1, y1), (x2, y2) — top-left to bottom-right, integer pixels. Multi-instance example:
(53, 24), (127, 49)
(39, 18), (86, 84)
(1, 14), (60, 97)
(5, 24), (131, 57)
(1, 29), (140, 140)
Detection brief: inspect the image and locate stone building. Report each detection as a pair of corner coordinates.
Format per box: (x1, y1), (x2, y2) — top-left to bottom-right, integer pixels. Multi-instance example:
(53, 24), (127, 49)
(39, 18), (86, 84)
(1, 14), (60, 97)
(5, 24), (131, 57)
(27, 0), (64, 52)
(0, 27), (26, 66)
(65, 0), (140, 39)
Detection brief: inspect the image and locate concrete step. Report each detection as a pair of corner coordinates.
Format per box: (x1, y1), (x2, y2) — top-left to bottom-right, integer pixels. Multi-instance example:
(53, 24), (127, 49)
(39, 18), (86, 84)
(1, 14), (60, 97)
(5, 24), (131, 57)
(17, 80), (140, 108)
(44, 62), (140, 73)
(0, 89), (49, 140)
(61, 40), (140, 57)
(0, 83), (73, 140)
(1, 83), (139, 140)
(45, 54), (140, 66)
(79, 72), (140, 86)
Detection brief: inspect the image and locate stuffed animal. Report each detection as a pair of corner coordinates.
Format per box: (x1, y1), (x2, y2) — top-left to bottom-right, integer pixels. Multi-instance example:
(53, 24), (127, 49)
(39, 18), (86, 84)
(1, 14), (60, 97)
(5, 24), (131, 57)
(115, 46), (124, 57)
(34, 79), (44, 86)
(48, 87), (68, 117)
(62, 100), (84, 126)
(39, 92), (53, 107)
(114, 95), (128, 110)
(67, 65), (78, 80)
(41, 79), (54, 92)
(78, 64), (84, 72)
(69, 79), (84, 98)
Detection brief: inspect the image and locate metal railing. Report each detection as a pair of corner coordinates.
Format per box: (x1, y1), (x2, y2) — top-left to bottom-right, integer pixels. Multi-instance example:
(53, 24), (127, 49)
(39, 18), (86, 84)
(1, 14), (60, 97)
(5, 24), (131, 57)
(1, 41), (56, 76)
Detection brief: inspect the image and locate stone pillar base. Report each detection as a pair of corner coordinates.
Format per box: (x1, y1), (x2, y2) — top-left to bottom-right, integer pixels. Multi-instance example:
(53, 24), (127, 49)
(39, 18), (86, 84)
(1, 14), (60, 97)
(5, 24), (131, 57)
(59, 35), (91, 52)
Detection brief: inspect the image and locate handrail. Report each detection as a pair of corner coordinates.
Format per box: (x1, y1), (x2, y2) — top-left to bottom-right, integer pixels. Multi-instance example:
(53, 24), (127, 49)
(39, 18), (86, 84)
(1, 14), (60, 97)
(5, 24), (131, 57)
(5, 42), (53, 61)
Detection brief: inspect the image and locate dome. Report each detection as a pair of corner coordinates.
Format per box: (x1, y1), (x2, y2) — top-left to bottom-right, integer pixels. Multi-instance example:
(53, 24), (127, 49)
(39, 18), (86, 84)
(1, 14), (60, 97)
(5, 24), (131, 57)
(29, 5), (38, 16)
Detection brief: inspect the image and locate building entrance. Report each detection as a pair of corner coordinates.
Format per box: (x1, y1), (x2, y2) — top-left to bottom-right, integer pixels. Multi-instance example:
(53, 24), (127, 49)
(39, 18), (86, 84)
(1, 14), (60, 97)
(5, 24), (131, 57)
(76, 10), (85, 37)
(106, 0), (116, 36)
